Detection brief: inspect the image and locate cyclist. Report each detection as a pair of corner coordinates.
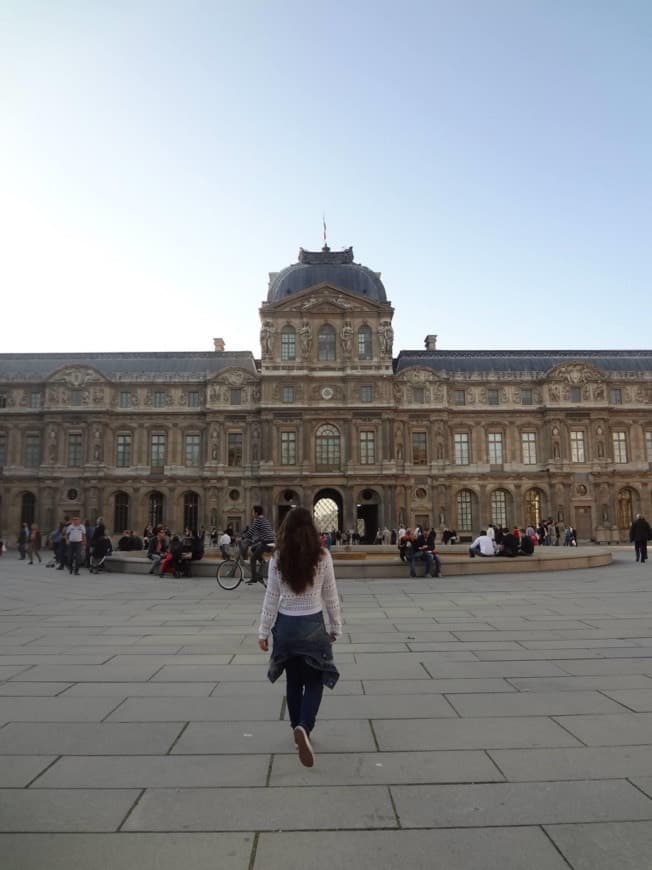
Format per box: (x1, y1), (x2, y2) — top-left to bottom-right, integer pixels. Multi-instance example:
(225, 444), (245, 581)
(239, 505), (275, 585)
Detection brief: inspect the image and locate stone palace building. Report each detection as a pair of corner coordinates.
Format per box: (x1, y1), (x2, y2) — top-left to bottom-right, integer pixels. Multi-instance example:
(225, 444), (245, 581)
(1, 244), (651, 542)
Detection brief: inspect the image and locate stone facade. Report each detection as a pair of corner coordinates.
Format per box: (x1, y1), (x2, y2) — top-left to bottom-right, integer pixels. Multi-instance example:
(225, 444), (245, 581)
(1, 246), (651, 542)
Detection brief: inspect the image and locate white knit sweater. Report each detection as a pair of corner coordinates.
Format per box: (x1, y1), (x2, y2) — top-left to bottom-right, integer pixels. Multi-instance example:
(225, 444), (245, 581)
(258, 549), (343, 639)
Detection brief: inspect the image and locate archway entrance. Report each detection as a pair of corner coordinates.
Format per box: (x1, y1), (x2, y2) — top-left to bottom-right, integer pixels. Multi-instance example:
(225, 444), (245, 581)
(277, 489), (300, 529)
(356, 488), (381, 544)
(313, 488), (342, 535)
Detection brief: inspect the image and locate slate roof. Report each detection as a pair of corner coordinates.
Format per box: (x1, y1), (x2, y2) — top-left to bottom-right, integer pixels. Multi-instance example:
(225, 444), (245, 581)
(395, 350), (652, 377)
(267, 246), (387, 304)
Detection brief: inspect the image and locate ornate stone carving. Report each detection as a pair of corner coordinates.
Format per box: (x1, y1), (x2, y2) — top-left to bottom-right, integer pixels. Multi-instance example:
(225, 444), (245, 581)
(260, 321), (274, 357)
(299, 321), (313, 355)
(378, 321), (394, 355)
(340, 321), (353, 356)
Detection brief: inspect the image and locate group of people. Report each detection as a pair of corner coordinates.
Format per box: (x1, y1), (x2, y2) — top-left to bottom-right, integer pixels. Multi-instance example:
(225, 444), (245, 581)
(146, 526), (204, 577)
(469, 521), (577, 558)
(397, 527), (442, 577)
(29, 517), (112, 574)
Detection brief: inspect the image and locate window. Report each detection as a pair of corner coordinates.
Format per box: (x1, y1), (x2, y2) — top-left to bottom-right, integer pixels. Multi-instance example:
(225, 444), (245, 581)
(525, 490), (542, 527)
(457, 490), (473, 530)
(153, 391), (166, 408)
(613, 431), (627, 464)
(0, 395), (6, 409)
(360, 431), (376, 464)
(0, 432), (7, 465)
(24, 434), (41, 467)
(149, 491), (164, 527)
(282, 386), (295, 403)
(521, 432), (537, 464)
(491, 490), (508, 528)
(114, 492), (130, 533)
(646, 432), (652, 463)
(570, 430), (585, 463)
(187, 391), (200, 408)
(610, 388), (622, 405)
(360, 385), (373, 403)
(454, 432), (470, 465)
(412, 431), (427, 465)
(67, 434), (83, 466)
(230, 389), (242, 405)
(281, 431), (296, 465)
(358, 326), (372, 359)
(318, 325), (336, 361)
(315, 424), (341, 466)
(185, 434), (201, 466)
(454, 389), (465, 406)
(487, 389), (499, 406)
(227, 432), (243, 466)
(70, 389), (82, 406)
(570, 386), (582, 403)
(281, 326), (297, 361)
(116, 433), (132, 467)
(183, 492), (199, 531)
(151, 433), (166, 466)
(119, 391), (131, 408)
(21, 492), (36, 526)
(413, 387), (425, 404)
(30, 392), (41, 409)
(521, 388), (533, 405)
(487, 431), (504, 464)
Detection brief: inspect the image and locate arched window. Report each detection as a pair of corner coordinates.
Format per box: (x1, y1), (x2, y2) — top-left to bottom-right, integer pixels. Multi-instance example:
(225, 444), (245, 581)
(617, 488), (635, 528)
(358, 325), (372, 360)
(491, 489), (508, 528)
(149, 491), (164, 528)
(183, 491), (199, 532)
(114, 492), (130, 533)
(525, 489), (542, 527)
(315, 424), (341, 467)
(281, 326), (296, 361)
(318, 325), (336, 361)
(21, 492), (36, 526)
(456, 490), (473, 531)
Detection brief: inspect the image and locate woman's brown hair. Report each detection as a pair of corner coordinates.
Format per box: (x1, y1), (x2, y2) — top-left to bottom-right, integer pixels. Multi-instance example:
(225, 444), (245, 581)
(276, 506), (322, 594)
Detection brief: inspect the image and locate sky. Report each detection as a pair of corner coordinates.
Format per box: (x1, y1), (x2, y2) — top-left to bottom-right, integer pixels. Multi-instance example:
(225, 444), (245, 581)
(1, 0), (651, 356)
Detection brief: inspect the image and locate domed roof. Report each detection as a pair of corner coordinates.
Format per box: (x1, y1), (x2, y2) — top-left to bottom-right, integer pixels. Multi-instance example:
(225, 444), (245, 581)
(267, 246), (387, 304)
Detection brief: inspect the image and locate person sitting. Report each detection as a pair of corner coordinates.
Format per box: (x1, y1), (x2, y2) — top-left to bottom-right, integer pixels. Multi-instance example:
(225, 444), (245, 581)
(448, 529), (458, 545)
(426, 527), (442, 577)
(398, 529), (414, 563)
(409, 528), (435, 577)
(240, 505), (275, 585)
(498, 528), (519, 557)
(518, 533), (534, 556)
(469, 531), (496, 557)
(218, 530), (232, 559)
(159, 535), (183, 576)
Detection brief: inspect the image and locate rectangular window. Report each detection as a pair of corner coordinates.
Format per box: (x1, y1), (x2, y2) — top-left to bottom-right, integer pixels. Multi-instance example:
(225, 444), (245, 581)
(412, 431), (427, 465)
(119, 391), (131, 408)
(360, 430), (376, 464)
(151, 433), (166, 466)
(487, 431), (503, 464)
(68, 433), (83, 467)
(521, 388), (533, 405)
(24, 433), (41, 467)
(646, 432), (652, 463)
(187, 391), (200, 408)
(360, 385), (372, 402)
(185, 434), (201, 466)
(318, 327), (336, 361)
(570, 430), (585, 463)
(153, 391), (166, 408)
(613, 431), (627, 464)
(0, 433), (7, 465)
(454, 389), (465, 406)
(454, 432), (470, 465)
(30, 392), (41, 409)
(0, 395), (7, 409)
(487, 389), (499, 406)
(570, 386), (582, 403)
(413, 387), (425, 404)
(358, 328), (372, 359)
(281, 330), (296, 361)
(522, 432), (537, 464)
(230, 389), (242, 405)
(282, 386), (295, 403)
(116, 433), (132, 467)
(281, 431), (296, 465)
(70, 389), (82, 406)
(610, 388), (622, 405)
(227, 432), (243, 466)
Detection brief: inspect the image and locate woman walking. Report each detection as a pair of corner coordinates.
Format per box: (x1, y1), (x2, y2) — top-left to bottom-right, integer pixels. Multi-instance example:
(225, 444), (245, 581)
(27, 524), (42, 564)
(258, 507), (342, 768)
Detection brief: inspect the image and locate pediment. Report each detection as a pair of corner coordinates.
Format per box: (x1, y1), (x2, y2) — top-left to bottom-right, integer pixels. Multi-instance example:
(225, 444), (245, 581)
(396, 366), (438, 384)
(546, 362), (604, 384)
(208, 366), (259, 386)
(46, 365), (107, 386)
(265, 284), (385, 315)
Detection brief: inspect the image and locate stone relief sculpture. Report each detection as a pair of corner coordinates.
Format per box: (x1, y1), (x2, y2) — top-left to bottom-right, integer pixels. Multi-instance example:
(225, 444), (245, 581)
(260, 321), (274, 357)
(299, 321), (313, 355)
(378, 321), (394, 355)
(340, 321), (353, 356)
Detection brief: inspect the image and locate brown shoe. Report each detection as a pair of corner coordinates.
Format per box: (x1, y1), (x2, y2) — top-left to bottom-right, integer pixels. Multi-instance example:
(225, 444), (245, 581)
(293, 726), (314, 768)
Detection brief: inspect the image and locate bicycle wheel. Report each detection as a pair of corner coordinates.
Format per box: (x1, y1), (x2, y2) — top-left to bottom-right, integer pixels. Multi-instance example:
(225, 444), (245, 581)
(216, 559), (243, 590)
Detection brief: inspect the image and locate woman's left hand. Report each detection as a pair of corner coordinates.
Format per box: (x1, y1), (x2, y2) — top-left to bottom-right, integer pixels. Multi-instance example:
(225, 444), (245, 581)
(258, 638), (269, 652)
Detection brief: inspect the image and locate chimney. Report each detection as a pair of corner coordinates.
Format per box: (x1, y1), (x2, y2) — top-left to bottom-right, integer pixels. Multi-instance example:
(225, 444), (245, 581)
(213, 338), (225, 352)
(424, 334), (438, 351)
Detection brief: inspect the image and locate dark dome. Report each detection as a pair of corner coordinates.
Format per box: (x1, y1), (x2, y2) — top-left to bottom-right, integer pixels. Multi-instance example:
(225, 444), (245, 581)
(267, 246), (387, 304)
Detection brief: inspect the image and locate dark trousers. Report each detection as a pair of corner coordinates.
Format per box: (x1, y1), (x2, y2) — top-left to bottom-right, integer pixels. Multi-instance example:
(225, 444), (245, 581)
(635, 540), (648, 562)
(285, 656), (324, 734)
(68, 541), (82, 573)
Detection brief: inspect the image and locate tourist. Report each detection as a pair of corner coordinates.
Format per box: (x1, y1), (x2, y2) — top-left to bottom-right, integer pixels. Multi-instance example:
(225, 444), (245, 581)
(630, 513), (652, 563)
(469, 531), (496, 557)
(27, 524), (42, 564)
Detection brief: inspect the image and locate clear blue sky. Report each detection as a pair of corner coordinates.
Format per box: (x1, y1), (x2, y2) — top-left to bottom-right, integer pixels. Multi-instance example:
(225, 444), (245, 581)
(1, 0), (650, 355)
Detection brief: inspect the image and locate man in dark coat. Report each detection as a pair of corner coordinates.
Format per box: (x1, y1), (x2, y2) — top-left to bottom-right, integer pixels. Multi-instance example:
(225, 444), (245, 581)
(630, 514), (652, 563)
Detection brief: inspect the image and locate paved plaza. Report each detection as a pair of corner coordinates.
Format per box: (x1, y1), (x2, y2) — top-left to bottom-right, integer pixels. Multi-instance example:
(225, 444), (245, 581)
(1, 552), (652, 868)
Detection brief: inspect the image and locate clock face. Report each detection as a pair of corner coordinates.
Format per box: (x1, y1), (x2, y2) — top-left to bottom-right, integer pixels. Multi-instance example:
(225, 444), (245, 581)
(321, 387), (334, 400)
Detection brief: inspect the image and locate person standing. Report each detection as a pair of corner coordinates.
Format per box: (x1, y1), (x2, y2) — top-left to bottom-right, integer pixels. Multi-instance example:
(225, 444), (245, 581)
(27, 524), (42, 564)
(65, 516), (86, 575)
(258, 507), (342, 768)
(17, 522), (29, 559)
(630, 513), (652, 563)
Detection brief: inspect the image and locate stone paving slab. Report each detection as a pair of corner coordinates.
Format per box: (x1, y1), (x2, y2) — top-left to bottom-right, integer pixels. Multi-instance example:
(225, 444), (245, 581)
(445, 690), (626, 717)
(60, 681), (218, 697)
(489, 745), (652, 781)
(601, 689), (652, 711)
(0, 833), (254, 870)
(254, 828), (570, 870)
(0, 788), (140, 831)
(553, 712), (652, 745)
(0, 756), (57, 787)
(508, 675), (652, 692)
(107, 696), (284, 722)
(0, 723), (184, 755)
(361, 677), (517, 694)
(122, 785), (396, 831)
(306, 693), (457, 719)
(0, 682), (73, 696)
(545, 821), (652, 870)
(0, 697), (122, 722)
(172, 720), (376, 754)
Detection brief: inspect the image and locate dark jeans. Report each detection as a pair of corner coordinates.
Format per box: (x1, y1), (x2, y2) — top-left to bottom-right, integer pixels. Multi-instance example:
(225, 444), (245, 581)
(240, 540), (267, 581)
(68, 541), (83, 573)
(410, 550), (433, 576)
(285, 656), (324, 734)
(635, 540), (648, 562)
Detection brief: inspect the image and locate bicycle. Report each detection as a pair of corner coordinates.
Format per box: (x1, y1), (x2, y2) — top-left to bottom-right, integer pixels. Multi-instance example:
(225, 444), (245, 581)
(216, 543), (274, 591)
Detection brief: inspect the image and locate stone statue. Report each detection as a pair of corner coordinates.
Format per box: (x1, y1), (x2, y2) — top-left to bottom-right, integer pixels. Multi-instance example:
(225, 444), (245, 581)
(378, 321), (394, 355)
(299, 320), (312, 355)
(340, 321), (353, 355)
(260, 321), (274, 357)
